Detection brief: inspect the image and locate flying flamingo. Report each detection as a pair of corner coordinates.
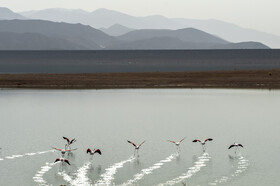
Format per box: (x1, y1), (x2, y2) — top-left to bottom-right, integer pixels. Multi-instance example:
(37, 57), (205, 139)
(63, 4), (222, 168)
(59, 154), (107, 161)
(63, 136), (76, 150)
(127, 140), (145, 155)
(54, 158), (71, 166)
(52, 146), (77, 157)
(168, 137), (186, 151)
(87, 148), (102, 159)
(192, 138), (213, 151)
(228, 142), (243, 153)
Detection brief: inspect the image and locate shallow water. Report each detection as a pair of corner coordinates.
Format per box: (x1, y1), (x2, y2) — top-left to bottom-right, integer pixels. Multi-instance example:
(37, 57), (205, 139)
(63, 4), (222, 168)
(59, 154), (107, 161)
(0, 88), (279, 185)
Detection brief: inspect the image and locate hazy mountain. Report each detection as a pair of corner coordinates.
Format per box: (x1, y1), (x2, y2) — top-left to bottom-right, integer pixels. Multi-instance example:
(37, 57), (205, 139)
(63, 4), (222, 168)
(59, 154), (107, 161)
(0, 19), (269, 50)
(99, 24), (135, 36)
(0, 32), (86, 50)
(117, 28), (228, 44)
(0, 20), (117, 49)
(0, 7), (26, 20)
(20, 8), (89, 23)
(20, 8), (280, 48)
(218, 42), (269, 49)
(109, 37), (269, 50)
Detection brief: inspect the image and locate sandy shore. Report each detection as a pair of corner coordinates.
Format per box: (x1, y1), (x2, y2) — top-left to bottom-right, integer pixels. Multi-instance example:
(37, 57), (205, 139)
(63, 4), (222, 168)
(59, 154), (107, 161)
(0, 70), (279, 89)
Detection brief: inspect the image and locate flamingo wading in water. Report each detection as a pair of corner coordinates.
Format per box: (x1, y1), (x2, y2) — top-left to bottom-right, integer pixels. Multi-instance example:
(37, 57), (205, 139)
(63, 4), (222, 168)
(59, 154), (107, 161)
(127, 140), (145, 155)
(52, 146), (77, 158)
(228, 142), (243, 154)
(54, 158), (71, 166)
(87, 148), (102, 160)
(168, 137), (186, 151)
(63, 136), (76, 150)
(192, 138), (213, 152)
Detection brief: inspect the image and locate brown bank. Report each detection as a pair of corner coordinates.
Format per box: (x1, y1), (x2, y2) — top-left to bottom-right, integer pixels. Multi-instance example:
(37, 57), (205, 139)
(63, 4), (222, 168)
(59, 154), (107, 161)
(0, 70), (279, 89)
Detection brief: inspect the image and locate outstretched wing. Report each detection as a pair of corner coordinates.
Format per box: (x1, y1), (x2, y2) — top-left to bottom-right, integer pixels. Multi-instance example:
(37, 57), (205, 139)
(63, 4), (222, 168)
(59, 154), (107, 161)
(228, 144), (235, 149)
(192, 139), (201, 143)
(205, 138), (213, 142)
(238, 144), (244, 148)
(139, 141), (145, 147)
(87, 148), (92, 154)
(54, 158), (60, 163)
(52, 147), (62, 151)
(127, 140), (137, 147)
(64, 159), (71, 165)
(180, 137), (186, 143)
(70, 138), (76, 144)
(168, 140), (176, 144)
(63, 137), (70, 144)
(94, 149), (102, 155)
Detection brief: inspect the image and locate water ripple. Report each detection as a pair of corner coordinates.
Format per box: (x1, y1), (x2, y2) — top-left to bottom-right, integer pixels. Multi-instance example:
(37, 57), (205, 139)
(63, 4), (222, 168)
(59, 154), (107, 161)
(121, 153), (178, 186)
(71, 162), (92, 186)
(95, 156), (135, 186)
(33, 162), (54, 186)
(209, 155), (249, 185)
(3, 150), (54, 160)
(159, 152), (211, 186)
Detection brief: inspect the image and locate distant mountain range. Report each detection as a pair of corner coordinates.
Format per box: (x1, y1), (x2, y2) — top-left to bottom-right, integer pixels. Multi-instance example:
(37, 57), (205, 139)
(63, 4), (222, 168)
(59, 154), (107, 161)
(0, 7), (26, 20)
(19, 8), (280, 48)
(0, 7), (270, 50)
(0, 19), (269, 50)
(100, 24), (135, 36)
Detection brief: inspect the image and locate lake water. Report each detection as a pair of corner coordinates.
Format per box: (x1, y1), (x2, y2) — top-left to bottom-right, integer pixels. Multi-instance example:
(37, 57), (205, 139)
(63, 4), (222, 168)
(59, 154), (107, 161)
(0, 88), (279, 186)
(1, 50), (280, 73)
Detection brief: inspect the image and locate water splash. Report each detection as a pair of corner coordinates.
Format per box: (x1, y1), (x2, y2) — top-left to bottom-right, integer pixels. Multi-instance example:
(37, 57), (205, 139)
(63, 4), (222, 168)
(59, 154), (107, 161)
(33, 162), (54, 186)
(4, 150), (54, 160)
(121, 153), (178, 185)
(71, 162), (92, 186)
(95, 156), (135, 185)
(159, 152), (211, 185)
(208, 155), (249, 185)
(57, 170), (74, 184)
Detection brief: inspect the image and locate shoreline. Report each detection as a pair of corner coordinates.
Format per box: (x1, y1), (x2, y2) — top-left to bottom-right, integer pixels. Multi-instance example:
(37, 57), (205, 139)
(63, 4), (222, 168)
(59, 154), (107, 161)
(0, 70), (280, 89)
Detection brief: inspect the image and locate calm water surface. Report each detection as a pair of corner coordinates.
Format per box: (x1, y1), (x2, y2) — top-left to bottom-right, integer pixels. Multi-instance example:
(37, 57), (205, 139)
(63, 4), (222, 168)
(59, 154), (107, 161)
(0, 89), (279, 186)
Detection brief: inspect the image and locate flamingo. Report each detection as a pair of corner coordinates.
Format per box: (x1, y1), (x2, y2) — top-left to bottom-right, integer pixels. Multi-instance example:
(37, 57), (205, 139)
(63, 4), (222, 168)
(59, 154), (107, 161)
(168, 137), (186, 151)
(54, 158), (71, 166)
(87, 148), (102, 159)
(52, 146), (77, 157)
(127, 140), (145, 155)
(228, 142), (243, 153)
(63, 136), (76, 150)
(192, 138), (213, 152)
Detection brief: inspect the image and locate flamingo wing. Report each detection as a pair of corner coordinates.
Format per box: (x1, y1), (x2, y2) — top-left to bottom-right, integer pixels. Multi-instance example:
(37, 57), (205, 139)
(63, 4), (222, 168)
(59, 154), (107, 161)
(52, 147), (62, 151)
(192, 139), (201, 143)
(87, 148), (92, 154)
(127, 140), (137, 147)
(238, 144), (244, 148)
(139, 140), (145, 147)
(54, 158), (61, 163)
(64, 159), (71, 165)
(63, 137), (70, 143)
(168, 140), (176, 144)
(228, 144), (235, 149)
(70, 138), (76, 144)
(205, 138), (213, 142)
(94, 149), (102, 155)
(180, 137), (186, 143)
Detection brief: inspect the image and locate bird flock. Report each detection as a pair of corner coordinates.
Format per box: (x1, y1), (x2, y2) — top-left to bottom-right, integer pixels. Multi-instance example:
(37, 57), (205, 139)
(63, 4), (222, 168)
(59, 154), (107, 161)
(51, 136), (244, 167)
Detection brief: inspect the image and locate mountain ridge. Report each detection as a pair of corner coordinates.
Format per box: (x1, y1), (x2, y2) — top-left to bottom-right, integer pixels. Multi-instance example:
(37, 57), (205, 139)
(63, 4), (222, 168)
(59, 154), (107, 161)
(19, 8), (280, 48)
(0, 19), (270, 50)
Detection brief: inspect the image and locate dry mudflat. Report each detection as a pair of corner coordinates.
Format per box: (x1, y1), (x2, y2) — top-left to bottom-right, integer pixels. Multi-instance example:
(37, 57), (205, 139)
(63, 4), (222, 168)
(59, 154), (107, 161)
(0, 70), (279, 89)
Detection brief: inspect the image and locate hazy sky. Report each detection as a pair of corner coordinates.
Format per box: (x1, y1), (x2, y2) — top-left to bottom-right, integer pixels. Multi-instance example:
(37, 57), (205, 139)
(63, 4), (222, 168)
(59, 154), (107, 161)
(1, 0), (279, 35)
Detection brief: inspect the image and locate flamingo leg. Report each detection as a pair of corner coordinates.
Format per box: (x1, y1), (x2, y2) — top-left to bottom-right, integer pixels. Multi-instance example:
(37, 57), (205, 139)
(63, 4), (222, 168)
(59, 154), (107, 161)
(202, 144), (205, 152)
